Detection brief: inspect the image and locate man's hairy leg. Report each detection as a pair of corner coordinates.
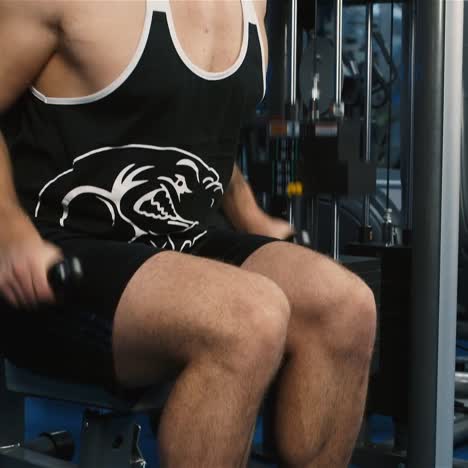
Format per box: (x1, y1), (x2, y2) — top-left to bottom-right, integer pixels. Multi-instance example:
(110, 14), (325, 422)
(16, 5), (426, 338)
(241, 243), (377, 467)
(111, 251), (291, 467)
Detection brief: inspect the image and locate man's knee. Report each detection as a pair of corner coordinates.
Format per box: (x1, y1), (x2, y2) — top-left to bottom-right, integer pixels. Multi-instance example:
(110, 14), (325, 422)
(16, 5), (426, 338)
(246, 273), (291, 352)
(331, 274), (377, 360)
(350, 279), (377, 354)
(206, 273), (291, 376)
(299, 258), (377, 361)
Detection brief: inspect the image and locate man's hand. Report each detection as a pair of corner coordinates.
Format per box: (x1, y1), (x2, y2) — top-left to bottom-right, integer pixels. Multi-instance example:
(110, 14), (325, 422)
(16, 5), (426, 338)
(222, 164), (296, 240)
(0, 237), (63, 309)
(242, 209), (296, 240)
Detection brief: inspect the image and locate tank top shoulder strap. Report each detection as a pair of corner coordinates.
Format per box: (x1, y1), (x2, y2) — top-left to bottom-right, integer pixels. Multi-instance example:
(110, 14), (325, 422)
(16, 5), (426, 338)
(150, 1), (168, 13)
(242, 0), (259, 25)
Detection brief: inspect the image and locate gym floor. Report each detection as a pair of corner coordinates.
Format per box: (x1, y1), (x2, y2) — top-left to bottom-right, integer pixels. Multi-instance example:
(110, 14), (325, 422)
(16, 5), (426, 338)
(24, 398), (468, 467)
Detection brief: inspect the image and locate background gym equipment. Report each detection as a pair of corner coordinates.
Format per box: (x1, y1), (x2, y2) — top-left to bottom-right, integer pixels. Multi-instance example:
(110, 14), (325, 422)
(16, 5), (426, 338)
(242, 0), (465, 466)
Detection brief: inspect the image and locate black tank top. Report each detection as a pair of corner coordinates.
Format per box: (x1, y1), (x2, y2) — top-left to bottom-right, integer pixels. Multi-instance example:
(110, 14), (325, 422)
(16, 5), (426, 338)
(4, 0), (266, 252)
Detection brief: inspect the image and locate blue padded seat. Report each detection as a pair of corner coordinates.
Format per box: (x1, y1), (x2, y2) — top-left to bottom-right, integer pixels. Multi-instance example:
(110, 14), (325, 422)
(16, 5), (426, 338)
(4, 360), (172, 413)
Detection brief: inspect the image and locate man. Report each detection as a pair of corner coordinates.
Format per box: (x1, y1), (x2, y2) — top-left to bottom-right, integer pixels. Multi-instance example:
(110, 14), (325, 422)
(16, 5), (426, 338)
(0, 1), (376, 466)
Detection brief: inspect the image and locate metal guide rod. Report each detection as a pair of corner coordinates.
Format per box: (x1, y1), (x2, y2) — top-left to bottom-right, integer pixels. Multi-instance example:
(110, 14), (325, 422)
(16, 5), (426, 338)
(335, 0), (343, 104)
(365, 0), (373, 157)
(332, 0), (343, 259)
(407, 0), (416, 230)
(363, 1), (373, 228)
(290, 0), (298, 106)
(333, 197), (340, 260)
(288, 0), (298, 229)
(283, 23), (289, 113)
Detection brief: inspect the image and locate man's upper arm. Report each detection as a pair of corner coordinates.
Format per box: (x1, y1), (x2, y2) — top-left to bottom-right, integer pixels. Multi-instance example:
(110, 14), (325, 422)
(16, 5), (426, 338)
(0, 1), (60, 113)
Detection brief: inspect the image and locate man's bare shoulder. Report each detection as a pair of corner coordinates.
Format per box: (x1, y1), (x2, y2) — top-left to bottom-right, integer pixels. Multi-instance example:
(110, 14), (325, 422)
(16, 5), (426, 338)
(0, 0), (63, 112)
(252, 0), (267, 21)
(0, 0), (62, 25)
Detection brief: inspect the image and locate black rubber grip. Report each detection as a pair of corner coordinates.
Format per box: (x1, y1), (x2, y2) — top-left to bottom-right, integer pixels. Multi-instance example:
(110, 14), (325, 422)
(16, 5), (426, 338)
(47, 257), (83, 303)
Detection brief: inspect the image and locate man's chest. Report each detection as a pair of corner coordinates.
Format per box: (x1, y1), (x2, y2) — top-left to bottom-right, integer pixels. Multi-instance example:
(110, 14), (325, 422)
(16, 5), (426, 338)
(60, 0), (244, 81)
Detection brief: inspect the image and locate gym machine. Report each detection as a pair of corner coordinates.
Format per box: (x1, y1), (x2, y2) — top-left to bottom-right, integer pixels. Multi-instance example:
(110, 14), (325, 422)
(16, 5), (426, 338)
(245, 0), (377, 258)
(245, 0), (465, 467)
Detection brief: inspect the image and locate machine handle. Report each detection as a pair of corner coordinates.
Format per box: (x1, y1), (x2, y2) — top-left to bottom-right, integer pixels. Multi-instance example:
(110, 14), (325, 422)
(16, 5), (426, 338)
(47, 257), (83, 303)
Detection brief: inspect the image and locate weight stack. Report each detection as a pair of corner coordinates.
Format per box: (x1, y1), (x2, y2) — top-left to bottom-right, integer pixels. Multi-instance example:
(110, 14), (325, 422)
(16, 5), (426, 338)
(300, 118), (377, 197)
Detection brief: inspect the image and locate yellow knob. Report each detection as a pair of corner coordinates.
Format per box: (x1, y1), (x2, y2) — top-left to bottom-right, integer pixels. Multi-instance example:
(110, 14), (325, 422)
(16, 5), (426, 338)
(296, 182), (303, 196)
(287, 182), (303, 197)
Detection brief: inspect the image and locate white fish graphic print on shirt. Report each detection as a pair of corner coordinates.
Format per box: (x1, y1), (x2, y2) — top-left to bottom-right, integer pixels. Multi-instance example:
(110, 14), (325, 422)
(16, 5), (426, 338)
(34, 145), (225, 251)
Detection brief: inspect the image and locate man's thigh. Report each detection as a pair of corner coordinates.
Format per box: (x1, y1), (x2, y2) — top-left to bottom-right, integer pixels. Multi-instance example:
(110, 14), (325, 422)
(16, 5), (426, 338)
(239, 241), (376, 345)
(1, 228), (285, 394)
(240, 241), (359, 308)
(112, 249), (287, 389)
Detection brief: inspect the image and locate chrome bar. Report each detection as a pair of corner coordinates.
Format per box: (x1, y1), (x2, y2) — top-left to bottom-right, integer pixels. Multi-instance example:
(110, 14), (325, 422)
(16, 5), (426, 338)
(332, 197), (340, 260)
(335, 0), (344, 104)
(363, 2), (373, 227)
(290, 0), (298, 105)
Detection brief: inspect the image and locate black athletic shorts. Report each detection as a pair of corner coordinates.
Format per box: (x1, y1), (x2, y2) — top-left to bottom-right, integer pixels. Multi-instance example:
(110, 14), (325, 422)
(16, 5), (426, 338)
(0, 224), (281, 397)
